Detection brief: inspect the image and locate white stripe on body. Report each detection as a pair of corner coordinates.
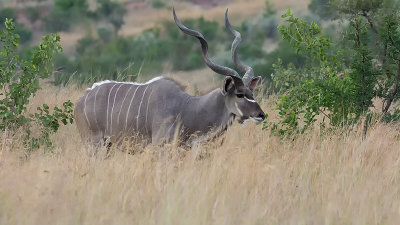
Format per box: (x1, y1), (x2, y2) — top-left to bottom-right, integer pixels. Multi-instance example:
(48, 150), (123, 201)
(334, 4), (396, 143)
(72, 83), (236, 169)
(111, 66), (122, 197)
(88, 76), (163, 90)
(125, 86), (140, 131)
(93, 86), (101, 130)
(166, 115), (180, 137)
(83, 92), (91, 127)
(117, 85), (134, 126)
(106, 84), (118, 134)
(110, 83), (124, 134)
(136, 84), (150, 131)
(144, 88), (154, 135)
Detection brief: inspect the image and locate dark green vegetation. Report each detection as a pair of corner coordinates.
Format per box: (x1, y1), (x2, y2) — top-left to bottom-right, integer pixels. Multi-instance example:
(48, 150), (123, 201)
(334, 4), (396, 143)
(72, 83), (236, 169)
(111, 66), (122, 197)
(0, 8), (32, 43)
(0, 19), (73, 151)
(44, 0), (126, 32)
(265, 0), (400, 136)
(54, 2), (288, 86)
(0, 0), (300, 86)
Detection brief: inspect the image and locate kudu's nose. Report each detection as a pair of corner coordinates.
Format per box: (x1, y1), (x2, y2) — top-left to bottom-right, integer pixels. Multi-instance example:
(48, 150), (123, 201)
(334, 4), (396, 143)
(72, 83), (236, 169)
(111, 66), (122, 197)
(258, 113), (266, 121)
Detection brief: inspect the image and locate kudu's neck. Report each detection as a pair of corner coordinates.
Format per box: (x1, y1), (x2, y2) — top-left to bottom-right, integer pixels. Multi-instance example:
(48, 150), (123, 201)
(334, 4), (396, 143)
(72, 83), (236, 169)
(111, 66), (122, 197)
(181, 88), (234, 134)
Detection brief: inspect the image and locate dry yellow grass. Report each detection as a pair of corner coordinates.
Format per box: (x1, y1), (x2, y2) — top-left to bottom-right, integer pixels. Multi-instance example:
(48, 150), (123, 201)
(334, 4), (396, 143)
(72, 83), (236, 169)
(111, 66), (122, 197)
(1, 82), (400, 225)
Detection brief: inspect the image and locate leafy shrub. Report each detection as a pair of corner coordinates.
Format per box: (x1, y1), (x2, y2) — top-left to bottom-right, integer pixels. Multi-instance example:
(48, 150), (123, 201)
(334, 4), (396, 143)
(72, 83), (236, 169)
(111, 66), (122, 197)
(264, 0), (276, 17)
(265, 4), (400, 136)
(152, 0), (166, 9)
(98, 27), (114, 43)
(44, 0), (89, 32)
(264, 9), (360, 135)
(15, 23), (32, 43)
(0, 7), (32, 43)
(25, 7), (41, 22)
(197, 17), (219, 40)
(309, 0), (336, 20)
(95, 0), (126, 32)
(58, 16), (227, 85)
(0, 8), (17, 25)
(76, 35), (97, 54)
(0, 19), (74, 150)
(55, 0), (88, 14)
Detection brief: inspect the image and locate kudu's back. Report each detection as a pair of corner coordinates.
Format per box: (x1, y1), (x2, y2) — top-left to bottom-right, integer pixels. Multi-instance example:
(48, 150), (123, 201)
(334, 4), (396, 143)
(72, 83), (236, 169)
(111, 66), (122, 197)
(74, 77), (189, 145)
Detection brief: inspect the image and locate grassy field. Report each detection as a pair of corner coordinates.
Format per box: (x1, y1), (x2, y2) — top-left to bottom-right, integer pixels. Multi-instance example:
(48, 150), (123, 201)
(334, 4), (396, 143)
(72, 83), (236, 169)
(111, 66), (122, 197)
(1, 77), (400, 225)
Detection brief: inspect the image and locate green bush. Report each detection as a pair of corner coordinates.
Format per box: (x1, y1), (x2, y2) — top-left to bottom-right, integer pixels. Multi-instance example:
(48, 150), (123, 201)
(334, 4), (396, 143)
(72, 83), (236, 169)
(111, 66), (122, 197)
(265, 5), (400, 137)
(25, 7), (41, 22)
(264, 0), (276, 17)
(43, 8), (73, 32)
(152, 0), (166, 9)
(0, 8), (17, 25)
(60, 32), (170, 85)
(0, 19), (74, 151)
(309, 0), (336, 20)
(58, 16), (227, 85)
(264, 9), (360, 135)
(44, 0), (89, 32)
(183, 52), (203, 70)
(15, 23), (32, 43)
(95, 0), (126, 32)
(0, 7), (32, 43)
(98, 27), (114, 42)
(55, 0), (88, 14)
(76, 36), (98, 54)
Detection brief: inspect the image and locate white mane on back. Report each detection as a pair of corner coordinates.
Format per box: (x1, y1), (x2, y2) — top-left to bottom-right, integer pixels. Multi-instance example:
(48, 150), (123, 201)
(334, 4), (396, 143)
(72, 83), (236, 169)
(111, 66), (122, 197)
(87, 76), (164, 90)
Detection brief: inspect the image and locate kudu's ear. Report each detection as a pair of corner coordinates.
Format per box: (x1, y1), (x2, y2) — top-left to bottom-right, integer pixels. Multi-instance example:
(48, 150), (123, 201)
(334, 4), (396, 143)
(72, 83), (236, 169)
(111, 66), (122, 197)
(249, 76), (261, 91)
(222, 77), (235, 95)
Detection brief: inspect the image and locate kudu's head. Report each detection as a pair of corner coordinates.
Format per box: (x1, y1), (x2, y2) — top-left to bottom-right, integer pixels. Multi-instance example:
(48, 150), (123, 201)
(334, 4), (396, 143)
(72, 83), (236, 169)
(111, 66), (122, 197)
(173, 9), (266, 123)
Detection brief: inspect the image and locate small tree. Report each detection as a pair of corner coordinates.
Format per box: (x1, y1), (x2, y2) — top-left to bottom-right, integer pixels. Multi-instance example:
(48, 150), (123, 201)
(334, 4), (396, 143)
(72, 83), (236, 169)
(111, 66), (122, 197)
(265, 2), (400, 136)
(0, 19), (74, 150)
(96, 0), (126, 32)
(265, 9), (373, 136)
(44, 0), (89, 32)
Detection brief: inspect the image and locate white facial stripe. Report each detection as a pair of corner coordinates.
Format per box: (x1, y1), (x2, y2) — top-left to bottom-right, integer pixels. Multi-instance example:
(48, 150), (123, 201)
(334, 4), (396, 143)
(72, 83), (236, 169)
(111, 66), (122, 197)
(235, 102), (243, 117)
(244, 97), (257, 103)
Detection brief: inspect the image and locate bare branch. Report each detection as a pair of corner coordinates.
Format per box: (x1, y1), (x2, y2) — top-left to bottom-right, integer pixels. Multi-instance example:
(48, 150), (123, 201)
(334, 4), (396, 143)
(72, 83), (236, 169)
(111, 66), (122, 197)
(361, 10), (378, 35)
(383, 59), (400, 114)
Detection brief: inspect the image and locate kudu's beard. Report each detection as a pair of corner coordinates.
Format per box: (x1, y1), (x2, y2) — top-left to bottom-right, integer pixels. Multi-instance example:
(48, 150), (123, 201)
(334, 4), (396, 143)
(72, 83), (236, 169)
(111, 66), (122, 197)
(237, 115), (264, 125)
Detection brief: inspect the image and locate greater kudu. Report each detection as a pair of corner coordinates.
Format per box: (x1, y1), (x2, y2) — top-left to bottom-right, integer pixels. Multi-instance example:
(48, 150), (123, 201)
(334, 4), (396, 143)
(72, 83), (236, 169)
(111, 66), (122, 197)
(74, 9), (266, 147)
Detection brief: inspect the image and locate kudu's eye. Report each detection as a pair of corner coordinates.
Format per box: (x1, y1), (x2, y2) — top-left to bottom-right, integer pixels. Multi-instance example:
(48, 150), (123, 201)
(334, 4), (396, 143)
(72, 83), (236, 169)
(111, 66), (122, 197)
(236, 94), (244, 98)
